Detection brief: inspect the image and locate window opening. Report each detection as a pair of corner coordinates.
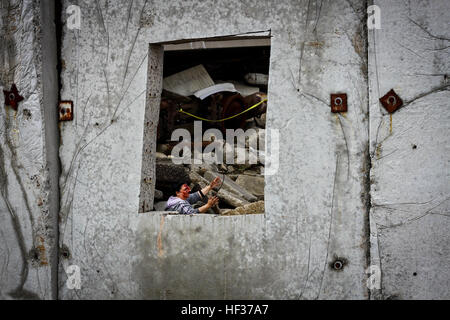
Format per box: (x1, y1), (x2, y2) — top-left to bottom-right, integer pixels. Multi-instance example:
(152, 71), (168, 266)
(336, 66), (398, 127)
(141, 37), (271, 216)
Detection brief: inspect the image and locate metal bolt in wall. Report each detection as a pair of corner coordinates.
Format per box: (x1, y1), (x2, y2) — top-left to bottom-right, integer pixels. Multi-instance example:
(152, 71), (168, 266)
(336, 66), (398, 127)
(3, 84), (24, 111)
(330, 93), (348, 113)
(59, 101), (74, 121)
(379, 89), (403, 113)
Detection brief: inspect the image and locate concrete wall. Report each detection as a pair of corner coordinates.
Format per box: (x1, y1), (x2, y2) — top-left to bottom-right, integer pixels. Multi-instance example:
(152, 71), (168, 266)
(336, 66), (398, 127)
(368, 0), (450, 299)
(58, 0), (369, 299)
(0, 0), (448, 300)
(0, 0), (58, 300)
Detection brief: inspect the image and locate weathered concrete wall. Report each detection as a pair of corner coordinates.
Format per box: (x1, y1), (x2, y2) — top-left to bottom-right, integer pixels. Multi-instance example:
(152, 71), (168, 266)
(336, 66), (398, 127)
(1, 0), (448, 301)
(368, 0), (450, 299)
(0, 0), (58, 299)
(58, 0), (369, 299)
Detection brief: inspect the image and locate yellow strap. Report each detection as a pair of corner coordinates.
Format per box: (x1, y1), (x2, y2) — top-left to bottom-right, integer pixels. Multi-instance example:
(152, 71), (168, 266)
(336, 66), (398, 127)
(179, 99), (267, 122)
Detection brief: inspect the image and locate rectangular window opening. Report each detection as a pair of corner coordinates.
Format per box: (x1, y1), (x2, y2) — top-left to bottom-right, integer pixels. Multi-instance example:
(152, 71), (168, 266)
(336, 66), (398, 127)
(140, 36), (271, 216)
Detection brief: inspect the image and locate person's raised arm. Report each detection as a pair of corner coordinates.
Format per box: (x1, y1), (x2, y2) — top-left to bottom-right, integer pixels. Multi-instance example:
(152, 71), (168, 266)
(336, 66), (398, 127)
(201, 177), (221, 196)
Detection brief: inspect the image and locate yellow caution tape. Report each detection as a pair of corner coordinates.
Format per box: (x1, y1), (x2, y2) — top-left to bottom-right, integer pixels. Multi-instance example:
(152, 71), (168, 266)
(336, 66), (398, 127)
(178, 99), (268, 122)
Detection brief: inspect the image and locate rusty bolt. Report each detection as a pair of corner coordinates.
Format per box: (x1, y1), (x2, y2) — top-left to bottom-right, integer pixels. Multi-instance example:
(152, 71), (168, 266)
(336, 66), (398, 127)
(3, 84), (24, 111)
(379, 89), (403, 113)
(330, 93), (348, 113)
(59, 101), (74, 121)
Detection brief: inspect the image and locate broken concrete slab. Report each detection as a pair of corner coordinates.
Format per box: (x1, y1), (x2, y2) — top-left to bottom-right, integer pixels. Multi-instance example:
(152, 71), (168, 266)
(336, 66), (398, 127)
(235, 175), (264, 198)
(189, 171), (209, 188)
(189, 162), (219, 176)
(217, 188), (249, 208)
(221, 201), (265, 216)
(154, 201), (167, 211)
(190, 171), (248, 208)
(204, 170), (257, 202)
(244, 73), (269, 86)
(156, 160), (190, 183)
(154, 189), (164, 201)
(242, 168), (263, 176)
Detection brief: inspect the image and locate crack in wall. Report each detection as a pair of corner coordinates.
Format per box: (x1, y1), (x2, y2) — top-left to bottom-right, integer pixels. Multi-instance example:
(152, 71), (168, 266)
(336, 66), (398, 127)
(0, 144), (39, 299)
(0, 0), (60, 300)
(363, 0), (372, 300)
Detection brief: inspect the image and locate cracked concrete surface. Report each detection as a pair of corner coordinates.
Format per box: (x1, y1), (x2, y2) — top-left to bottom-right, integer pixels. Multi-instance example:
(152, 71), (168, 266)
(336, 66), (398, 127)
(368, 0), (450, 300)
(58, 0), (369, 299)
(0, 0), (57, 300)
(0, 0), (448, 300)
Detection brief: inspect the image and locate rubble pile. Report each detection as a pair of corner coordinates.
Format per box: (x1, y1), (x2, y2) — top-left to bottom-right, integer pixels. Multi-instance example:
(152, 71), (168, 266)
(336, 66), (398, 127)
(153, 62), (268, 215)
(153, 129), (266, 215)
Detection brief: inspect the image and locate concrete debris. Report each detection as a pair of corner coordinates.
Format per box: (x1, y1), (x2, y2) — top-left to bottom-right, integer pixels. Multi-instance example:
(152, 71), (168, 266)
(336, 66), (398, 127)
(189, 162), (219, 175)
(154, 189), (164, 201)
(235, 174), (265, 198)
(157, 89), (266, 143)
(204, 170), (257, 202)
(246, 127), (265, 152)
(189, 170), (249, 208)
(154, 201), (167, 212)
(217, 188), (249, 208)
(221, 201), (265, 216)
(156, 160), (190, 183)
(248, 147), (265, 165)
(189, 171), (210, 188)
(155, 62), (267, 215)
(155, 111), (266, 213)
(242, 168), (263, 176)
(244, 73), (269, 86)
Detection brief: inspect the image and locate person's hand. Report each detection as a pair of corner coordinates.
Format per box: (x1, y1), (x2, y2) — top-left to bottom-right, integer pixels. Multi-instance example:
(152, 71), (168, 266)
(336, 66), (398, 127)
(207, 196), (219, 208)
(210, 177), (221, 189)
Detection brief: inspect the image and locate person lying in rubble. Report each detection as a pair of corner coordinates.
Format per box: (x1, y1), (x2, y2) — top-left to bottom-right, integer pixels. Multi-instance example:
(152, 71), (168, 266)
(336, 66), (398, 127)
(165, 177), (221, 214)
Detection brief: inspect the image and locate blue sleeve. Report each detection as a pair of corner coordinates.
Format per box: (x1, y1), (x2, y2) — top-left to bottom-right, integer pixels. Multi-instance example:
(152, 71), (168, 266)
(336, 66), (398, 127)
(187, 192), (202, 204)
(178, 203), (199, 215)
